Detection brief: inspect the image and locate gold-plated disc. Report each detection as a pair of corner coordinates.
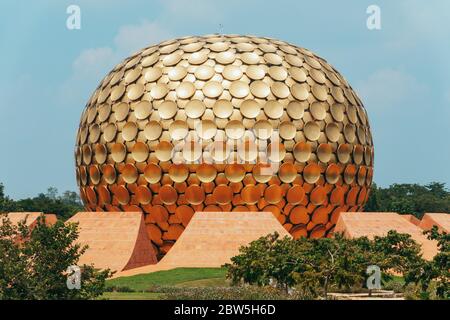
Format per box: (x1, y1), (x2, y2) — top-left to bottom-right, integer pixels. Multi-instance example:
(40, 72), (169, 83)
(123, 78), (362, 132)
(155, 141), (173, 161)
(134, 101), (152, 120)
(169, 120), (189, 140)
(229, 81), (250, 98)
(225, 164), (245, 183)
(293, 142), (311, 162)
(240, 100), (261, 119)
(169, 163), (189, 183)
(250, 81), (271, 98)
(144, 121), (162, 140)
(144, 163), (162, 183)
(303, 163), (321, 184)
(304, 121), (320, 141)
(213, 99), (233, 118)
(131, 141), (149, 162)
(279, 121), (297, 140)
(264, 101), (283, 119)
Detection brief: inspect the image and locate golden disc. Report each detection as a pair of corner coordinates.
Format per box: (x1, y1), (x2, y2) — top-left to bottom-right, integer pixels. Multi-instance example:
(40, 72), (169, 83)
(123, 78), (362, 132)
(131, 141), (149, 162)
(197, 163), (217, 183)
(169, 163), (189, 183)
(159, 185), (178, 205)
(155, 141), (173, 161)
(169, 120), (189, 140)
(213, 99), (233, 118)
(158, 100), (177, 119)
(303, 163), (321, 184)
(202, 81), (223, 98)
(144, 120), (162, 140)
(134, 100), (152, 120)
(213, 184), (233, 205)
(185, 184), (205, 205)
(122, 163), (138, 184)
(241, 185), (261, 204)
(144, 163), (162, 184)
(240, 100), (261, 119)
(263, 100), (283, 119)
(225, 163), (246, 183)
(185, 99), (206, 119)
(293, 141), (312, 162)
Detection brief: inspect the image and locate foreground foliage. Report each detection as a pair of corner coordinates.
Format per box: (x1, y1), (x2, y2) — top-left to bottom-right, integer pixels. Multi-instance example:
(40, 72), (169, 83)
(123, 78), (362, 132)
(0, 214), (112, 300)
(405, 226), (449, 299)
(225, 230), (448, 299)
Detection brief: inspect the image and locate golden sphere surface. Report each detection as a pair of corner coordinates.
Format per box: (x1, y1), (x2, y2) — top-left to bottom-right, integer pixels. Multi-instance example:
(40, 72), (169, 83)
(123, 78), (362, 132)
(75, 35), (374, 259)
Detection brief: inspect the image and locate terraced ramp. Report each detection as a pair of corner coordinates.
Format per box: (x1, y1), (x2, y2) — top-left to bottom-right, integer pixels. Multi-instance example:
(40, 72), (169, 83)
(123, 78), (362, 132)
(67, 212), (157, 273)
(0, 212), (57, 228)
(418, 213), (450, 233)
(334, 212), (438, 260)
(115, 211), (291, 278)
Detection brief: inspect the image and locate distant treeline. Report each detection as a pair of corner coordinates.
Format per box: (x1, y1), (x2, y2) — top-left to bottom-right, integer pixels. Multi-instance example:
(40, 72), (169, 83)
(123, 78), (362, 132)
(0, 184), (83, 220)
(1, 182), (449, 220)
(365, 182), (450, 218)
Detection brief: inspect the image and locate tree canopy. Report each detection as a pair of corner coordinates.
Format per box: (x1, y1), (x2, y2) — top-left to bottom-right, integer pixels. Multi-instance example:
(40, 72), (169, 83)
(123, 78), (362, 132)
(0, 183), (83, 220)
(365, 182), (450, 218)
(0, 214), (112, 299)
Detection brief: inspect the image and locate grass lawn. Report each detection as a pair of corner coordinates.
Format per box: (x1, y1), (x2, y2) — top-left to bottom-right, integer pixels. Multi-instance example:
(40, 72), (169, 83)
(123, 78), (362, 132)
(102, 292), (163, 300)
(106, 267), (228, 292)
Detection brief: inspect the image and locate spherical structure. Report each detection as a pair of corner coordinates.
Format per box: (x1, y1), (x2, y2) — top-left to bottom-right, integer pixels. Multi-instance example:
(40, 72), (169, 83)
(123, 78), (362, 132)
(75, 35), (374, 259)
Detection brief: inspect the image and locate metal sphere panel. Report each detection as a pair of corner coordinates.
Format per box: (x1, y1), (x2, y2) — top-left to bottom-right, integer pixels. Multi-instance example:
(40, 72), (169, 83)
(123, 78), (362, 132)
(75, 35), (374, 259)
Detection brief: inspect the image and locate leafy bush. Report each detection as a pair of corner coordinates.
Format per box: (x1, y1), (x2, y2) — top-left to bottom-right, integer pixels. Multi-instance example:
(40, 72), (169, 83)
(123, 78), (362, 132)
(0, 214), (113, 299)
(404, 226), (449, 299)
(225, 231), (424, 299)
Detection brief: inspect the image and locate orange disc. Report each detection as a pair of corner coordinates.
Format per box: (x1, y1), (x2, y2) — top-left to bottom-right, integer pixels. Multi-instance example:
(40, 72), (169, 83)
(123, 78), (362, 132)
(135, 185), (152, 205)
(291, 224), (307, 239)
(204, 205), (222, 212)
(159, 185), (178, 205)
(330, 186), (345, 206)
(241, 185), (261, 204)
(149, 205), (169, 223)
(264, 184), (283, 204)
(346, 186), (360, 206)
(311, 206), (329, 224)
(310, 185), (327, 206)
(225, 163), (246, 183)
(146, 224), (163, 245)
(185, 184), (205, 205)
(213, 184), (233, 205)
(286, 185), (305, 205)
(310, 225), (326, 238)
(114, 185), (130, 205)
(303, 163), (321, 184)
(289, 206), (309, 224)
(97, 185), (111, 206)
(85, 186), (97, 205)
(175, 205), (194, 227)
(278, 163), (297, 183)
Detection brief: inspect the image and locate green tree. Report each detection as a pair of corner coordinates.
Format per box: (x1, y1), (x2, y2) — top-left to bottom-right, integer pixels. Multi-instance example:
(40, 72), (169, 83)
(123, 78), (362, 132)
(365, 182), (450, 218)
(405, 226), (449, 299)
(225, 231), (426, 299)
(0, 183), (20, 212)
(0, 214), (113, 300)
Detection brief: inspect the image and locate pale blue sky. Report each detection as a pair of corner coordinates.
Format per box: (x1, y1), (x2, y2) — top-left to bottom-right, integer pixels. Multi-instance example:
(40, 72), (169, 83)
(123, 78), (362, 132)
(0, 0), (449, 199)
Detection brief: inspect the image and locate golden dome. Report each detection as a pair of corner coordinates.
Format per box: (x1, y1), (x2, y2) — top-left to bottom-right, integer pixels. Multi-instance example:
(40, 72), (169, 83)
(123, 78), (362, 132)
(75, 35), (374, 259)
